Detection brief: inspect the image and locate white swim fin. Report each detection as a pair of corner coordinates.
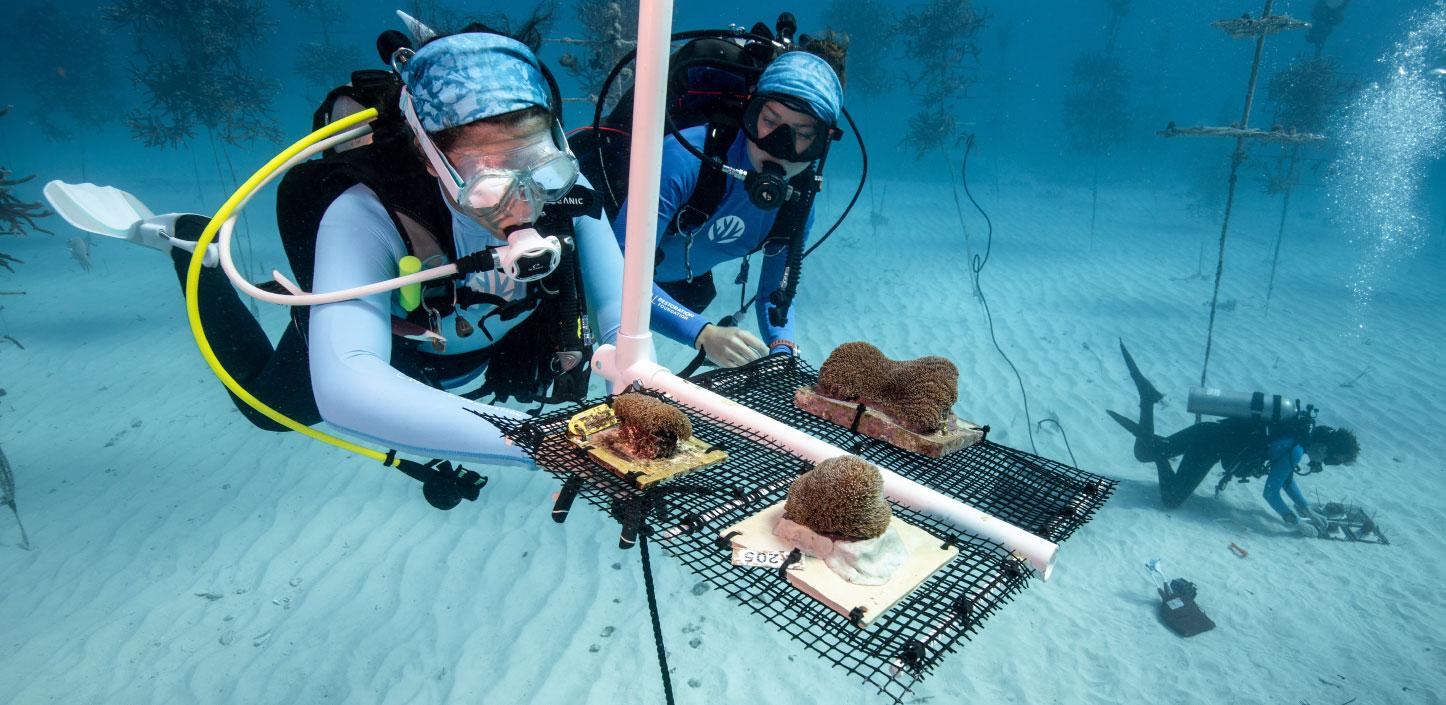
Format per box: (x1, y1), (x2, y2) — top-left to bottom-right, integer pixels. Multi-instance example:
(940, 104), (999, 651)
(43, 181), (218, 266)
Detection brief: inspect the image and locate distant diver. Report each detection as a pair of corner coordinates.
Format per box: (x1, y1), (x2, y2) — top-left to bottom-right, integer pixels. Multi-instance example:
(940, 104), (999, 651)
(1108, 342), (1359, 537)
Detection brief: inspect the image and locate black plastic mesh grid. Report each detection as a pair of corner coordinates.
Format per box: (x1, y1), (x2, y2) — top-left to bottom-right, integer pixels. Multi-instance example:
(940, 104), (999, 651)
(687, 355), (1116, 543)
(486, 357), (1116, 702)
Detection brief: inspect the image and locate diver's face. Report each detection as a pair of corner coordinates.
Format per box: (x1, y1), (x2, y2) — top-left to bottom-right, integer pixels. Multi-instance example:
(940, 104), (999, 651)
(1307, 443), (1346, 466)
(422, 113), (554, 235)
(746, 99), (817, 178)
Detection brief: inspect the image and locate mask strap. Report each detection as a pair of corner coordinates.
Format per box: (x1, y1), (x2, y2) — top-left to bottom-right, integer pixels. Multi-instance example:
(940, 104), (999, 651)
(401, 89), (466, 192)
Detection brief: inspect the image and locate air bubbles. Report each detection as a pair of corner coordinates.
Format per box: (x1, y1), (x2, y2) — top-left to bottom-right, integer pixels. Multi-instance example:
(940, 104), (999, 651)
(1328, 1), (1446, 328)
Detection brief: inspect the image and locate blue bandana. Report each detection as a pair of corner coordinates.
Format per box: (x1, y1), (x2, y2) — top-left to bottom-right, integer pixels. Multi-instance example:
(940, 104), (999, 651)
(755, 51), (843, 127)
(400, 33), (552, 133)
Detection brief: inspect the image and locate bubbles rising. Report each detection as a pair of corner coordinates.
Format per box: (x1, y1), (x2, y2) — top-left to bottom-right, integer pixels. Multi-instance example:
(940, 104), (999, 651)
(1328, 1), (1446, 317)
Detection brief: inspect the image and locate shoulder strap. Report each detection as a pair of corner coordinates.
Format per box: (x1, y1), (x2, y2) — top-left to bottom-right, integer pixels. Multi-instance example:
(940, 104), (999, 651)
(667, 125), (737, 238)
(275, 140), (453, 295)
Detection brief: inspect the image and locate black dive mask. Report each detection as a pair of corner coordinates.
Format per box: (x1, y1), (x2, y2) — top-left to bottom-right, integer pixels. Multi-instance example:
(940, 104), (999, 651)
(743, 95), (829, 163)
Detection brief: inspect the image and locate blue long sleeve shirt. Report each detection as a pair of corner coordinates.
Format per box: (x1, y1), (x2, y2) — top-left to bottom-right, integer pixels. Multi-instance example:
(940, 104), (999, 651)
(611, 126), (815, 348)
(1261, 435), (1310, 521)
(307, 175), (629, 466)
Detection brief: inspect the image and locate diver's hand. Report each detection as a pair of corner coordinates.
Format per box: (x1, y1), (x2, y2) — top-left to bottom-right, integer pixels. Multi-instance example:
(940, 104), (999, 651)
(695, 324), (768, 368)
(1299, 505), (1330, 534)
(1288, 509), (1328, 538)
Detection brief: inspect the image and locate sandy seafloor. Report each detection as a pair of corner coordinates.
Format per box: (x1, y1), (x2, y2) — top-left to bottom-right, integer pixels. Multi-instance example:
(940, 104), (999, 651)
(1, 162), (1444, 705)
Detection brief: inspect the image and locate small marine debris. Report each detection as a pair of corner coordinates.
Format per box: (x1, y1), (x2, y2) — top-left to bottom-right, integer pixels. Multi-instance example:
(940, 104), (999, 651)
(288, 577), (301, 587)
(66, 236), (92, 272)
(686, 679), (702, 689)
(252, 629), (272, 647)
(218, 630), (235, 646)
(1202, 298), (1237, 312)
(1339, 367), (1370, 388)
(1228, 542), (1249, 558)
(688, 637), (701, 649)
(2, 336), (21, 350)
(599, 626), (614, 638)
(1, 443), (32, 550)
(194, 592), (225, 601)
(587, 644), (600, 654)
(690, 581), (707, 596)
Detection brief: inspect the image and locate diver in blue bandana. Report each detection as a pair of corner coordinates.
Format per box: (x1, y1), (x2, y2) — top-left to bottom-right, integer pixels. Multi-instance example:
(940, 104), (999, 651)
(610, 50), (845, 367)
(45, 15), (634, 468)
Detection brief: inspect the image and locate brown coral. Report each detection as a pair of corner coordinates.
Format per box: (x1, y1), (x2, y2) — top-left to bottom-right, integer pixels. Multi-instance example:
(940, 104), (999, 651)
(816, 342), (958, 434)
(612, 393), (692, 459)
(783, 456), (892, 540)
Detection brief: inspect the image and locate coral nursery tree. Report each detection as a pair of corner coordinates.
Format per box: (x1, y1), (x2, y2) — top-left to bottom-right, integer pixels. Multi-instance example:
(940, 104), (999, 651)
(12, 1), (121, 179)
(290, 0), (368, 105)
(1061, 0), (1132, 251)
(550, 0), (638, 109)
(1259, 0), (1354, 314)
(105, 0), (284, 290)
(823, 0), (898, 237)
(895, 0), (988, 297)
(1, 106), (52, 281)
(1, 105), (44, 550)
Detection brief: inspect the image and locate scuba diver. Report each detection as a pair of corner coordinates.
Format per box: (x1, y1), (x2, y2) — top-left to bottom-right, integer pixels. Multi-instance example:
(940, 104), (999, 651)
(45, 14), (632, 470)
(1108, 343), (1360, 537)
(574, 18), (848, 369)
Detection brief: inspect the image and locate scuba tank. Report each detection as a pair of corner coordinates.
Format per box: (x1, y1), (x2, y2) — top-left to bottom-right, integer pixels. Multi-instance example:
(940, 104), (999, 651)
(1186, 387), (1305, 424)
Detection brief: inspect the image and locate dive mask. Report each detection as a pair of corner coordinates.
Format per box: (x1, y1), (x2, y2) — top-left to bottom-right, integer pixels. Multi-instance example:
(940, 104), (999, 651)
(742, 94), (829, 163)
(402, 89), (579, 227)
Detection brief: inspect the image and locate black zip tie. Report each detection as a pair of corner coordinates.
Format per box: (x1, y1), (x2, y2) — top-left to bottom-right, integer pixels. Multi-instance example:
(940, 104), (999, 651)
(730, 485), (747, 500)
(1084, 480), (1100, 496)
(681, 512), (705, 534)
(898, 639), (928, 668)
(951, 595), (975, 630)
(384, 448), (397, 466)
(849, 403), (868, 434)
(777, 548), (803, 580)
(704, 441), (727, 454)
(939, 535), (960, 551)
(980, 424), (992, 441)
(847, 606), (867, 627)
(716, 530), (741, 551)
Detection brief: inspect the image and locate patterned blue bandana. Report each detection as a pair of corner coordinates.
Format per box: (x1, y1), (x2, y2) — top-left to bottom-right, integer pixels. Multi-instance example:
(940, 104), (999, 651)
(755, 51), (843, 127)
(399, 33), (552, 133)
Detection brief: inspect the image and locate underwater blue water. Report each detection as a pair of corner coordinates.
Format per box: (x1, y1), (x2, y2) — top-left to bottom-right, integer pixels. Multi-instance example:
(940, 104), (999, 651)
(2, 1), (1444, 704)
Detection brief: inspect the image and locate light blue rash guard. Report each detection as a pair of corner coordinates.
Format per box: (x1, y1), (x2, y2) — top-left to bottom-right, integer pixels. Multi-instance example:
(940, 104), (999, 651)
(1262, 435), (1311, 521)
(611, 126), (816, 349)
(307, 175), (627, 467)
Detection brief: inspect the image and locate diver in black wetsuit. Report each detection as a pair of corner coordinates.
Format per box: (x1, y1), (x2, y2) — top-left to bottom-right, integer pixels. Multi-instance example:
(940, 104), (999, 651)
(1108, 343), (1360, 536)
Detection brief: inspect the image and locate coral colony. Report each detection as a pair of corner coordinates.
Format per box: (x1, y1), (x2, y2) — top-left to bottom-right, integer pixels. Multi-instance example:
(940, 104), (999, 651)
(816, 342), (958, 435)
